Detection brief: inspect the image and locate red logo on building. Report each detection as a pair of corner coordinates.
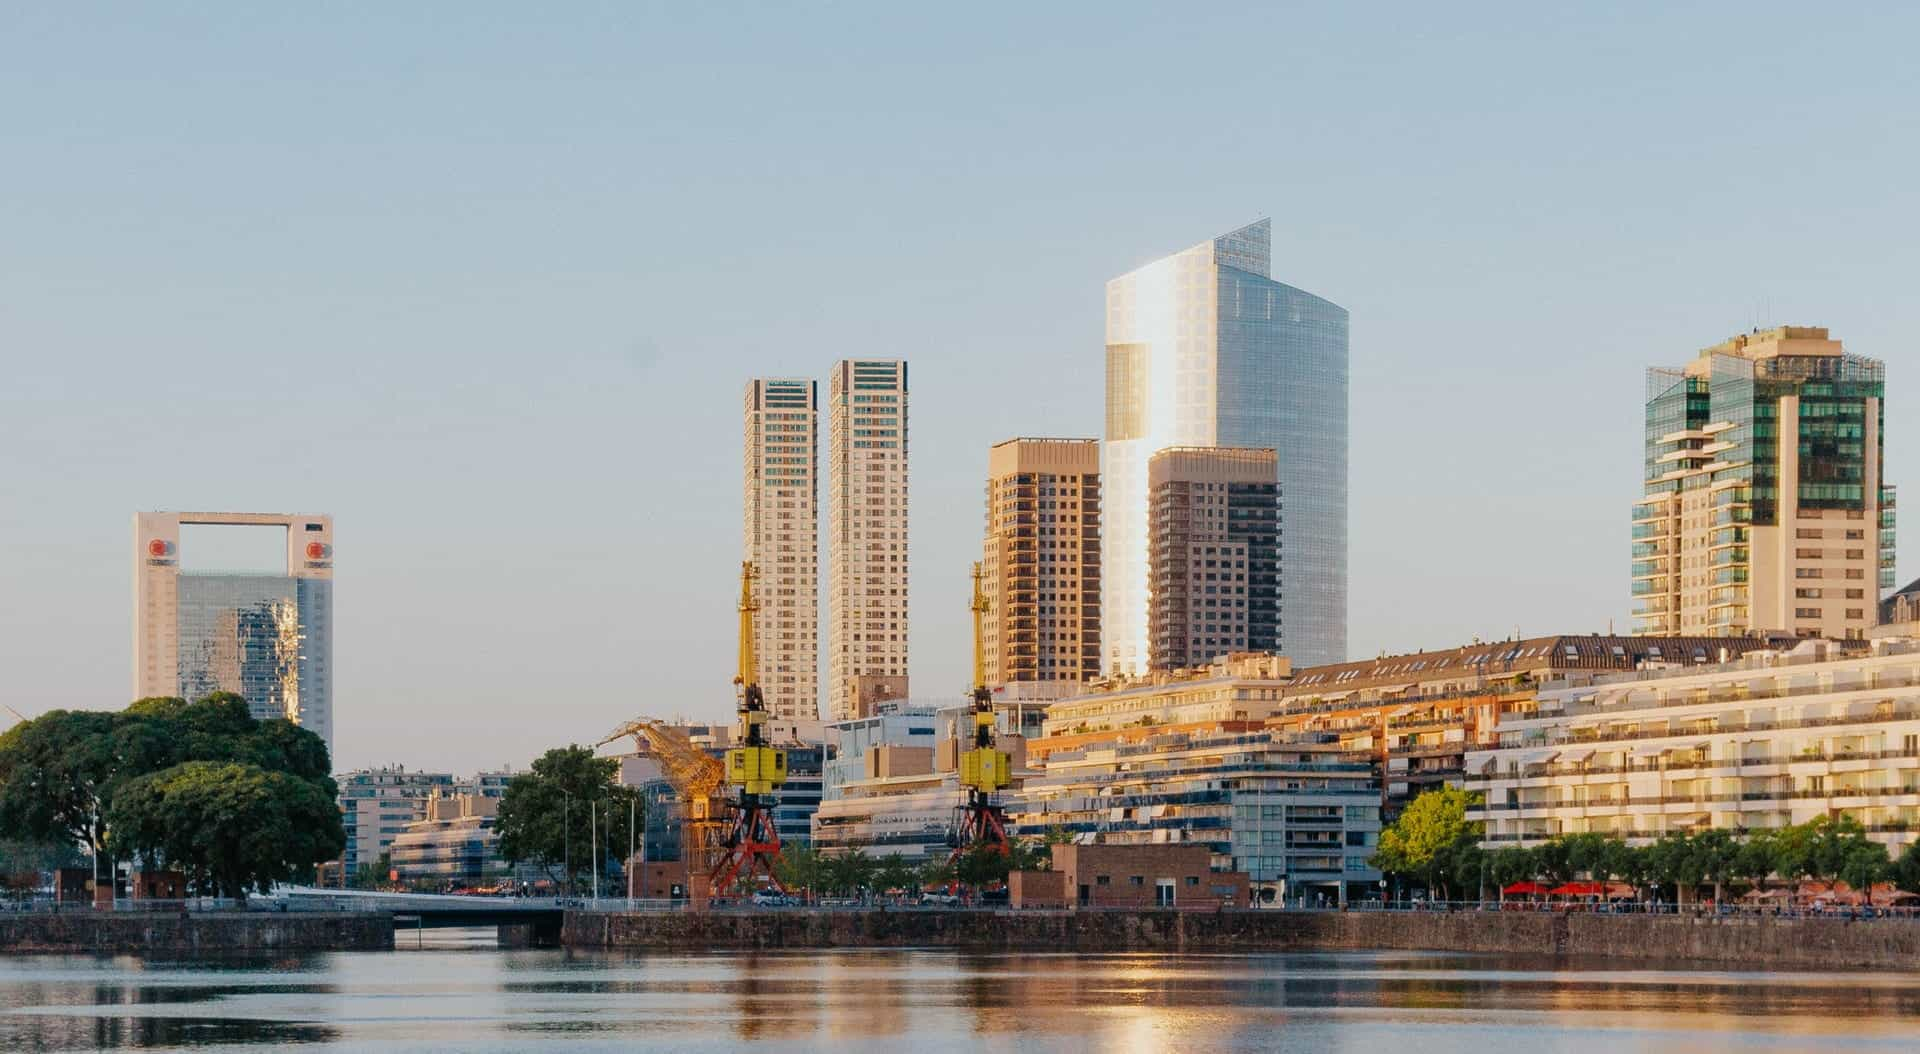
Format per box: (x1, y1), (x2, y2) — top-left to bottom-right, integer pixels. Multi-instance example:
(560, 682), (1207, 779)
(306, 541), (328, 560)
(147, 539), (168, 558)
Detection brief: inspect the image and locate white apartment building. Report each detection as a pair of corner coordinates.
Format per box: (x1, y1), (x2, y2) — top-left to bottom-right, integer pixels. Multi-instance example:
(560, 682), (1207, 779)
(828, 360), (909, 721)
(744, 378), (821, 721)
(1468, 637), (1920, 855)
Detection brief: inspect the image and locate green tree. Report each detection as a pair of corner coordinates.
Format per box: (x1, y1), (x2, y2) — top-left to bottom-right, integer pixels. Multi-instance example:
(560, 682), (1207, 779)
(774, 845), (826, 898)
(823, 849), (875, 895)
(1889, 841), (1920, 896)
(1691, 829), (1738, 904)
(494, 746), (642, 895)
(1837, 840), (1890, 905)
(1371, 786), (1482, 899)
(351, 850), (392, 890)
(1488, 846), (1536, 900)
(1733, 829), (1780, 896)
(871, 853), (919, 900)
(916, 855), (956, 892)
(0, 694), (339, 892)
(107, 761), (344, 900)
(954, 845), (1009, 895)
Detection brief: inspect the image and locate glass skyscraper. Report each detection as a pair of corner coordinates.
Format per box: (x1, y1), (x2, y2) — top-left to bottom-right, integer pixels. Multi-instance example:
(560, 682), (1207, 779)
(1103, 219), (1348, 675)
(134, 511), (335, 758)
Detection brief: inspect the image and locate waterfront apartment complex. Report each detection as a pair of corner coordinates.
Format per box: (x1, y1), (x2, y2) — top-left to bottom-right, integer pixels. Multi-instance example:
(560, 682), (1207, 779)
(744, 378), (821, 720)
(1103, 219), (1348, 674)
(982, 438), (1102, 688)
(1467, 637), (1919, 855)
(337, 766), (454, 875)
(828, 360), (910, 721)
(133, 511), (335, 757)
(1269, 634), (1790, 817)
(1148, 447), (1279, 670)
(1634, 326), (1895, 641)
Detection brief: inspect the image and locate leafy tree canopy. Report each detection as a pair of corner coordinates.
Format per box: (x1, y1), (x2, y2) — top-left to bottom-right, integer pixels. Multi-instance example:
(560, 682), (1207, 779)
(107, 761), (344, 899)
(495, 745), (642, 893)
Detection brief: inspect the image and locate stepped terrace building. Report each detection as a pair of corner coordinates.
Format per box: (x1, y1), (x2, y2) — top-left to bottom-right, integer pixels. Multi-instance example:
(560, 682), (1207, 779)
(1269, 635), (1791, 817)
(1030, 652), (1293, 765)
(1466, 637), (1918, 852)
(1009, 730), (1380, 906)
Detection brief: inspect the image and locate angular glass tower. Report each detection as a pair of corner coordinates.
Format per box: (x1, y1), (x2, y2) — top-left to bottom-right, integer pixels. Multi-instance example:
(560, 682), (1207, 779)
(1103, 220), (1349, 675)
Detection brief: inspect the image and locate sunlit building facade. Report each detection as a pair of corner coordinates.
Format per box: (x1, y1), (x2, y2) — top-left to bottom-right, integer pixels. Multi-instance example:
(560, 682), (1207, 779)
(133, 511), (335, 757)
(982, 438), (1102, 689)
(1103, 219), (1348, 675)
(1633, 326), (1895, 640)
(744, 377), (821, 721)
(829, 360), (910, 721)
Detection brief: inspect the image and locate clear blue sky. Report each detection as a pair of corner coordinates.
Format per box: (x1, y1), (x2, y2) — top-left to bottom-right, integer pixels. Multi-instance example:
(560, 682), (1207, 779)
(2, 5), (1914, 773)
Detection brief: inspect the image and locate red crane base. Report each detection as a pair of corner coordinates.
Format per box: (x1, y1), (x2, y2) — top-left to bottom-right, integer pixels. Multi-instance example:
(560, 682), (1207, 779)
(710, 802), (784, 897)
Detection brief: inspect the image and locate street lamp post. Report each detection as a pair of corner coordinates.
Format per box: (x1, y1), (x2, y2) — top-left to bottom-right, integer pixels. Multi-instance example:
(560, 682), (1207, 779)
(562, 790), (573, 898)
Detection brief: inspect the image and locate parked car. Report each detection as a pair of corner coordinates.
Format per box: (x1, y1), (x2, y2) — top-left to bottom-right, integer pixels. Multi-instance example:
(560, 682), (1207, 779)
(751, 891), (793, 907)
(919, 892), (961, 907)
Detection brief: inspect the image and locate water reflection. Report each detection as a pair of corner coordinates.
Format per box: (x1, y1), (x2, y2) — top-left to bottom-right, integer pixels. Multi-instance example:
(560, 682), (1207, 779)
(1, 938), (1917, 1052)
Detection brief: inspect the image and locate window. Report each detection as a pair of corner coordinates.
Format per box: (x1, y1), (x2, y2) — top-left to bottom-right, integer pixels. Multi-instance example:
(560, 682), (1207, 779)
(1094, 875), (1110, 886)
(1185, 876), (1200, 886)
(1128, 875), (1145, 887)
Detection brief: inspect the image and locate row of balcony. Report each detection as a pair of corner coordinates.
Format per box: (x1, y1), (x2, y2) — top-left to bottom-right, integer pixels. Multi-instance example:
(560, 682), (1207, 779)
(1480, 786), (1920, 811)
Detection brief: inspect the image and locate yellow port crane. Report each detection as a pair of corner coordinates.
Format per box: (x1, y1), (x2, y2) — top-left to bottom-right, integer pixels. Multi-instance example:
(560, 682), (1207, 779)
(711, 561), (787, 894)
(950, 562), (1011, 860)
(594, 719), (726, 882)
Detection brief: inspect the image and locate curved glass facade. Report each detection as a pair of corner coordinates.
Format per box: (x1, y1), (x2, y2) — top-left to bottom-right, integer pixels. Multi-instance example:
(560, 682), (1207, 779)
(1102, 220), (1349, 674)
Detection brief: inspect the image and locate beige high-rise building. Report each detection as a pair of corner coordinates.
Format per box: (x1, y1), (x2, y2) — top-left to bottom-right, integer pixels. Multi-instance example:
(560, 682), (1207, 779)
(828, 360), (909, 721)
(982, 438), (1101, 690)
(744, 378), (820, 721)
(1633, 327), (1895, 641)
(1147, 447), (1279, 670)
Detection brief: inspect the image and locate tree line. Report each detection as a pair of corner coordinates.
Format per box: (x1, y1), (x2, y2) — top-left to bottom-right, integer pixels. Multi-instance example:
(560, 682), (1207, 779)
(0, 694), (344, 900)
(1373, 786), (1920, 904)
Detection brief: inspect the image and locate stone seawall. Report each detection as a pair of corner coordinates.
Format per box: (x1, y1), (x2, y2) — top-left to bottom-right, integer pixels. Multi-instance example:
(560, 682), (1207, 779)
(562, 908), (1920, 969)
(0, 912), (394, 954)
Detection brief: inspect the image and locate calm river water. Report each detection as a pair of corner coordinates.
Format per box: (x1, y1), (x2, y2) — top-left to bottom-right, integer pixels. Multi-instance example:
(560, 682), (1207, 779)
(2, 928), (1917, 1052)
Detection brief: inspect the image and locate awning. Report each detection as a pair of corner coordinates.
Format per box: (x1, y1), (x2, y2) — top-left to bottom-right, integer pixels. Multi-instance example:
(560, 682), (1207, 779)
(1386, 704), (1415, 717)
(1515, 748), (1560, 766)
(1560, 747), (1596, 764)
(1376, 685), (1415, 696)
(1631, 743), (1669, 758)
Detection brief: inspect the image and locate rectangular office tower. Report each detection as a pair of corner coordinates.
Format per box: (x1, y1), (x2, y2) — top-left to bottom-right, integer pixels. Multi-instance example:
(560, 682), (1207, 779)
(1148, 447), (1280, 670)
(828, 360), (909, 721)
(982, 438), (1102, 689)
(1633, 326), (1896, 640)
(133, 511), (334, 757)
(743, 378), (821, 721)
(1103, 219), (1348, 676)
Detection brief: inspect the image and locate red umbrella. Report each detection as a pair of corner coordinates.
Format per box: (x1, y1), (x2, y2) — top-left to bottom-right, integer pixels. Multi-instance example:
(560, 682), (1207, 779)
(1502, 881), (1549, 896)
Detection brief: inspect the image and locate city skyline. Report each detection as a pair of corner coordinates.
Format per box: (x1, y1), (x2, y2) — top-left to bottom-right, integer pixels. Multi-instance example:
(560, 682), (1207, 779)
(3, 8), (1915, 774)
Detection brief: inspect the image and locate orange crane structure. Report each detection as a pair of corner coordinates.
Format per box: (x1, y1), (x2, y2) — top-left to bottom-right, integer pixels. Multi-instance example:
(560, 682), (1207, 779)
(949, 562), (1011, 861)
(594, 718), (726, 884)
(599, 562), (788, 899)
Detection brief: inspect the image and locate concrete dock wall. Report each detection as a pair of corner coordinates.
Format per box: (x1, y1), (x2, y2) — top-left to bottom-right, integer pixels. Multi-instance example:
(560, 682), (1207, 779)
(562, 908), (1920, 969)
(0, 911), (393, 954)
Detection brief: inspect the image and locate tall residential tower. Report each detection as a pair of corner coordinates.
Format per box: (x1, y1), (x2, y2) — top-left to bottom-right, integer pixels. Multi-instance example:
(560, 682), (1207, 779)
(743, 378), (820, 721)
(981, 438), (1102, 689)
(133, 511), (335, 757)
(1147, 447), (1280, 670)
(1633, 326), (1895, 640)
(1103, 219), (1348, 674)
(828, 360), (909, 720)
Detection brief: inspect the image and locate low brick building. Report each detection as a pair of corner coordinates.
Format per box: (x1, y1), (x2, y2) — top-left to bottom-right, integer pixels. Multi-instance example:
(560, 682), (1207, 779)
(1008, 869), (1068, 909)
(1043, 844), (1249, 909)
